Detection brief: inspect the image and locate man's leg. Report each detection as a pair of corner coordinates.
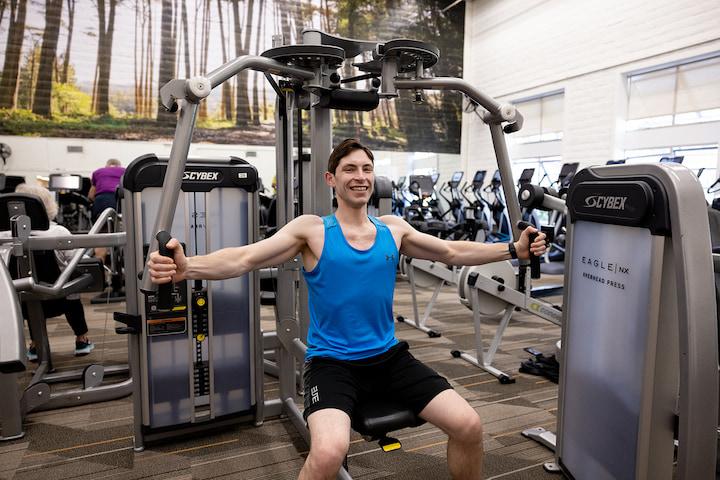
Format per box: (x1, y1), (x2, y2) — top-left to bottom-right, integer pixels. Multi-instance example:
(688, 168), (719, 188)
(419, 389), (484, 480)
(298, 408), (352, 480)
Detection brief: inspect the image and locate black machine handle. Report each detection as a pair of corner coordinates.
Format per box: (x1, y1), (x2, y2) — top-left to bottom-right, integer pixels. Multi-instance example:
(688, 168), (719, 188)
(156, 231), (175, 311)
(517, 221), (541, 279)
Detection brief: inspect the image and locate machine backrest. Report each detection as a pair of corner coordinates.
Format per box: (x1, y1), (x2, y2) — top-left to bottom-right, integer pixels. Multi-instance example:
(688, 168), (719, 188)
(0, 193), (61, 284)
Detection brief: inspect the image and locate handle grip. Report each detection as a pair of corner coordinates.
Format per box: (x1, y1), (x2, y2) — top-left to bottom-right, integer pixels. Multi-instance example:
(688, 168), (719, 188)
(517, 221), (541, 279)
(156, 231), (175, 311)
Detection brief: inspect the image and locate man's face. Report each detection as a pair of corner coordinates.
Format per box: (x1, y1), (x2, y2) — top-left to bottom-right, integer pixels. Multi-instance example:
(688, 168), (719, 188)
(325, 149), (375, 208)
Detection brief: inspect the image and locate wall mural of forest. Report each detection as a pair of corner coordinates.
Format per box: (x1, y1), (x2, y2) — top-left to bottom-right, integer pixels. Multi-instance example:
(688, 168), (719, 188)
(0, 0), (464, 152)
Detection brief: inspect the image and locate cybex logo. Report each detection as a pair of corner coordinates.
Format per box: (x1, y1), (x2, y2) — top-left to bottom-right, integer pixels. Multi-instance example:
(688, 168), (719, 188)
(584, 195), (627, 210)
(183, 171), (220, 181)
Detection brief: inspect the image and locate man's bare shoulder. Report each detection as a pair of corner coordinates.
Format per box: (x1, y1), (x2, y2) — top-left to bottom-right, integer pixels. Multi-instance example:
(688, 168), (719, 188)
(378, 215), (410, 230)
(285, 214), (324, 236)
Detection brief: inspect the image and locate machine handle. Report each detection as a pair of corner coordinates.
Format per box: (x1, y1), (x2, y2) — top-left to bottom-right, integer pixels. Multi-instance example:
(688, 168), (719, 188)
(156, 231), (175, 311)
(517, 221), (541, 279)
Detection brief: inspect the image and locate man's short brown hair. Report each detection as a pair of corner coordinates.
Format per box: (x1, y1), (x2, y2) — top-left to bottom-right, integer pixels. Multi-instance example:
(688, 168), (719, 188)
(327, 138), (374, 174)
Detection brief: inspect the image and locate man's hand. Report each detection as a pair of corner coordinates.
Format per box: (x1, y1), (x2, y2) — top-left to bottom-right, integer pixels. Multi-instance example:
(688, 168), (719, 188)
(515, 226), (547, 260)
(148, 237), (188, 284)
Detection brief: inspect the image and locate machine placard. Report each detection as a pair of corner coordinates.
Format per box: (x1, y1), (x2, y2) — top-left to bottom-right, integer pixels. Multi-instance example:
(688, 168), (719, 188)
(560, 220), (657, 480)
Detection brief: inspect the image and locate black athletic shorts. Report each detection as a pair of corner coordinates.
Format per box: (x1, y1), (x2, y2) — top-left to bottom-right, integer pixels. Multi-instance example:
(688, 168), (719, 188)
(302, 341), (453, 421)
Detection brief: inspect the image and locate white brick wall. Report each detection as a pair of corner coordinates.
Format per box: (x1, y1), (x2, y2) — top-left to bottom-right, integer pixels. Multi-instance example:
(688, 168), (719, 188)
(462, 0), (720, 175)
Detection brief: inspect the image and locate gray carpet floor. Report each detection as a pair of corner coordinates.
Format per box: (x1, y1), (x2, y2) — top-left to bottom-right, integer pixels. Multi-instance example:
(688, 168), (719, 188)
(1, 274), (565, 480)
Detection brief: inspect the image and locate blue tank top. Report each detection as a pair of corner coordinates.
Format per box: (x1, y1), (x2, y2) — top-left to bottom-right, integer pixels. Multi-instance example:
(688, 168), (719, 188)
(302, 215), (399, 360)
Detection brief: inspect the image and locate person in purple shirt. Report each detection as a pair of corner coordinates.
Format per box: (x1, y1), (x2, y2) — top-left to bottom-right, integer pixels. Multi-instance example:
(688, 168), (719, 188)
(89, 158), (125, 220)
(89, 158), (125, 260)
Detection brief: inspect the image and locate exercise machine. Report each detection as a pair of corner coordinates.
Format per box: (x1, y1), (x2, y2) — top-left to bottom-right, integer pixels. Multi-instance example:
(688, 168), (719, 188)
(48, 173), (93, 233)
(522, 162), (717, 479)
(0, 197), (129, 440)
(116, 154), (263, 449)
(135, 28), (525, 479)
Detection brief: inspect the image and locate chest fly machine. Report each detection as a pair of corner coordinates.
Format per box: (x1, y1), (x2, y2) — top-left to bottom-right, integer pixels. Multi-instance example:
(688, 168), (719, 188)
(131, 28), (529, 479)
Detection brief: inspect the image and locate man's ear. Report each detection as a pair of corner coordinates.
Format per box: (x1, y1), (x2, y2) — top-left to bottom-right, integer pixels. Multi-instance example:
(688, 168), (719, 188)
(324, 171), (335, 187)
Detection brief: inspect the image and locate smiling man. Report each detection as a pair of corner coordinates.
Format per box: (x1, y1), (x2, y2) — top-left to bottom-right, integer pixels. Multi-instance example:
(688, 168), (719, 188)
(148, 138), (547, 480)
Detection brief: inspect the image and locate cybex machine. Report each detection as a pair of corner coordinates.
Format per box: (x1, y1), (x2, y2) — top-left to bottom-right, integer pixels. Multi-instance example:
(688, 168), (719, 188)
(130, 28), (525, 478)
(117, 154), (262, 448)
(521, 163), (717, 479)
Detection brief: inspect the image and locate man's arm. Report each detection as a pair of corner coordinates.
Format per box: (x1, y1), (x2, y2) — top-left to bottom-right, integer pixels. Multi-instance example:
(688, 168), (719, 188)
(381, 215), (546, 266)
(148, 214), (320, 283)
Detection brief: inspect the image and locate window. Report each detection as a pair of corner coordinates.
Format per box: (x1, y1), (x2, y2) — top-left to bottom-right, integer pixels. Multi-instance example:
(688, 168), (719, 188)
(624, 144), (718, 201)
(511, 156), (562, 187)
(512, 93), (564, 144)
(626, 56), (720, 131)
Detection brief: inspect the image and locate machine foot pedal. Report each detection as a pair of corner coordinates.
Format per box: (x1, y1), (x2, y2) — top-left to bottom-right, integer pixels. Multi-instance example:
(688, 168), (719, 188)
(379, 436), (402, 452)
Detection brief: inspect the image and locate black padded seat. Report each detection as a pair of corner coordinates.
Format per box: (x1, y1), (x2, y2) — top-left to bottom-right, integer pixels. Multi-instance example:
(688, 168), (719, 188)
(0, 194), (104, 294)
(351, 400), (426, 440)
(0, 193), (50, 230)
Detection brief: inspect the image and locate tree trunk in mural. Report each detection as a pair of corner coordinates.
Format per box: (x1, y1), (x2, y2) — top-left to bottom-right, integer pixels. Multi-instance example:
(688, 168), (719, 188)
(216, 0), (233, 121)
(234, 0), (254, 126)
(198, 0), (211, 119)
(144, 0), (154, 117)
(181, 0), (191, 78)
(251, 0), (264, 126)
(94, 0), (117, 115)
(157, 0), (178, 122)
(61, 0), (76, 83)
(0, 0), (28, 109)
(32, 0), (64, 117)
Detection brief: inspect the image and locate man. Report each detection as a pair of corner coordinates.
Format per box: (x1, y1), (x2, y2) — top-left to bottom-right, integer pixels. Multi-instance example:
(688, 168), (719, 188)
(148, 139), (547, 479)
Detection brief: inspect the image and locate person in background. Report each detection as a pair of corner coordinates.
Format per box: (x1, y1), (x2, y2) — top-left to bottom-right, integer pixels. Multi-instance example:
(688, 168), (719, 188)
(1, 183), (94, 359)
(89, 158), (125, 261)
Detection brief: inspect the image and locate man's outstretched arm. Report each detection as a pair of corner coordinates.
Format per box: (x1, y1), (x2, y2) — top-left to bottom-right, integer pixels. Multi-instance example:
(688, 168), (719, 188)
(381, 215), (547, 266)
(147, 214), (321, 283)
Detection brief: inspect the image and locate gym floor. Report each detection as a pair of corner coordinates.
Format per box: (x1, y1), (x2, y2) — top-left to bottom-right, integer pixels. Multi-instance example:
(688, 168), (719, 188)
(1, 275), (563, 480)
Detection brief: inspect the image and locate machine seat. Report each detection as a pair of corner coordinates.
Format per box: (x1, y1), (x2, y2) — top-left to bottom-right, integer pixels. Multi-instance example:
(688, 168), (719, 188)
(351, 400), (426, 451)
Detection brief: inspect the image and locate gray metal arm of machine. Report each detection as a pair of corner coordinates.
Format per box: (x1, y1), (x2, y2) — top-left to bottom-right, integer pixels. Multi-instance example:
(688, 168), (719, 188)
(518, 184), (567, 214)
(159, 56), (315, 111)
(10, 207), (123, 297)
(13, 232), (126, 251)
(393, 77), (523, 132)
(394, 76), (525, 241)
(302, 29), (377, 59)
(142, 58), (315, 294)
(0, 259), (25, 374)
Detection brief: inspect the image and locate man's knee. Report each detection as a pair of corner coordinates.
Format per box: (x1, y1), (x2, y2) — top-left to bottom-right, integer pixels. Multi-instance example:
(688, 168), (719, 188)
(307, 438), (349, 473)
(450, 412), (483, 444)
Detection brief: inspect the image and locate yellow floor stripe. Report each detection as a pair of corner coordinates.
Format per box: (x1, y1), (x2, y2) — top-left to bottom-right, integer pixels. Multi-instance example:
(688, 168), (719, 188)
(405, 439), (447, 452)
(25, 436), (133, 457)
